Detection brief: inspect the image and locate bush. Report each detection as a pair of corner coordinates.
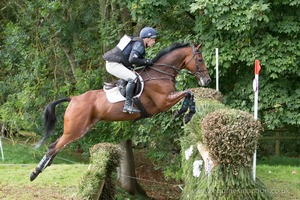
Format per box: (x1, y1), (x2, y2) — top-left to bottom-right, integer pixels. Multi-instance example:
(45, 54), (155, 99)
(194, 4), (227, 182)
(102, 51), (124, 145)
(77, 143), (121, 199)
(202, 109), (261, 168)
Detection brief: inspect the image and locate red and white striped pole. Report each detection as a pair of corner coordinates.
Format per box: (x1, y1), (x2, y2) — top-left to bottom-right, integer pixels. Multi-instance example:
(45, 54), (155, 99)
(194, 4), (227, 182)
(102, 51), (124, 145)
(252, 59), (261, 181)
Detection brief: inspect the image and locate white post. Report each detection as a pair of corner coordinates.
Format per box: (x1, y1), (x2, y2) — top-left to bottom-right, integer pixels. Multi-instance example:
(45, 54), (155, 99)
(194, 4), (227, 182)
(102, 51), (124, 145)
(252, 60), (261, 181)
(0, 137), (4, 161)
(215, 48), (219, 91)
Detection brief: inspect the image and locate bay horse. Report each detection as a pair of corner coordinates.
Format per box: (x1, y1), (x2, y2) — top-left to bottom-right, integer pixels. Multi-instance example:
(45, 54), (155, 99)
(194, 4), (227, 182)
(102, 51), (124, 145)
(30, 42), (211, 181)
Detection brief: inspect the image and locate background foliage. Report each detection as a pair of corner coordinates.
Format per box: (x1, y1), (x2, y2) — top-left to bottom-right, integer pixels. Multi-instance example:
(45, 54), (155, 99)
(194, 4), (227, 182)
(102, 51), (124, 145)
(190, 0), (300, 130)
(0, 0), (299, 161)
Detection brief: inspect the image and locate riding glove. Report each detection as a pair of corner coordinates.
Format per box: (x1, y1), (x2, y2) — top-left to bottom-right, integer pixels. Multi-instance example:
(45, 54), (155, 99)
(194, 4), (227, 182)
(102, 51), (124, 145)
(144, 59), (153, 66)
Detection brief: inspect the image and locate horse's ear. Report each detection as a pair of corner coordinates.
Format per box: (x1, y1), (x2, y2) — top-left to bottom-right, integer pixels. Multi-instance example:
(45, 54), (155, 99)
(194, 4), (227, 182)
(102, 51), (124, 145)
(196, 43), (202, 51)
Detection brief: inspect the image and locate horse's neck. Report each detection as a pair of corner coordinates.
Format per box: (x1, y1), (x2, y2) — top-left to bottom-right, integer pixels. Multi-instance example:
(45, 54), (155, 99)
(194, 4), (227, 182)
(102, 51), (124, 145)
(139, 47), (188, 78)
(158, 50), (186, 69)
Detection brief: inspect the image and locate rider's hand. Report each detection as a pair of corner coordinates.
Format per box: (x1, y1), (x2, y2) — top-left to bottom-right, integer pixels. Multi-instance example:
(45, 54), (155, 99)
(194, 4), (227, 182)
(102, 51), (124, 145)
(144, 59), (153, 66)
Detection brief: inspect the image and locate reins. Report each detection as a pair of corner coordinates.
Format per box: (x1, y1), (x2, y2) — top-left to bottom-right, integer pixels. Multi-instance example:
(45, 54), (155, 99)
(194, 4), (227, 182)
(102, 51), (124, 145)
(135, 44), (208, 82)
(137, 64), (177, 82)
(149, 63), (180, 76)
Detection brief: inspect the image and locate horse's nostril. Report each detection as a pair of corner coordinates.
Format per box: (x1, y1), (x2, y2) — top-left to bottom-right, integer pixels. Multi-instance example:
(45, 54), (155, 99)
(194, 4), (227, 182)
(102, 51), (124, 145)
(207, 78), (212, 85)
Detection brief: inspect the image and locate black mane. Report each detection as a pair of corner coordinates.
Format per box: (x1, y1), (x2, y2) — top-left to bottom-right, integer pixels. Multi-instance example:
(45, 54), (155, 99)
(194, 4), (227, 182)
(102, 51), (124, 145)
(152, 42), (190, 63)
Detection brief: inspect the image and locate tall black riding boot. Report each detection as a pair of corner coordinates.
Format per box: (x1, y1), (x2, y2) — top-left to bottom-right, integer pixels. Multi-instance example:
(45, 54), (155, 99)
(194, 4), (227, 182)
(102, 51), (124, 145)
(123, 79), (140, 113)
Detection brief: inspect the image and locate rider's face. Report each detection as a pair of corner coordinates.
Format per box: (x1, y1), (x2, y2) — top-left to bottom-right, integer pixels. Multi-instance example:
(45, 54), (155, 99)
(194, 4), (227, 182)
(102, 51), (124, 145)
(146, 38), (156, 48)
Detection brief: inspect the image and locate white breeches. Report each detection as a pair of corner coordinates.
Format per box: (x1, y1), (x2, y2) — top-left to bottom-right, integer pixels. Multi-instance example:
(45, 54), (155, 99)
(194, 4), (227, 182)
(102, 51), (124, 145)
(105, 61), (137, 81)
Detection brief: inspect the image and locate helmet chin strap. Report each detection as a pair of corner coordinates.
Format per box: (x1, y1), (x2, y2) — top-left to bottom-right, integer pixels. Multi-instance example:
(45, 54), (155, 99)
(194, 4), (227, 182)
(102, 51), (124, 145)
(144, 38), (149, 48)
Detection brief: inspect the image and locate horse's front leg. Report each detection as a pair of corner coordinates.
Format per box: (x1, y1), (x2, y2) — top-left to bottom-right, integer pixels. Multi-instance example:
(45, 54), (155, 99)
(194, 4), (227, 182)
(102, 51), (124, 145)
(161, 89), (192, 113)
(173, 95), (191, 118)
(163, 90), (192, 109)
(166, 90), (195, 123)
(184, 95), (196, 123)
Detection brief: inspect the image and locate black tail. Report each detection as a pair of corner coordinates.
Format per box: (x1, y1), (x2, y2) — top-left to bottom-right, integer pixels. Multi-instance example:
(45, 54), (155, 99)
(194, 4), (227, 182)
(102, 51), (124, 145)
(34, 97), (71, 149)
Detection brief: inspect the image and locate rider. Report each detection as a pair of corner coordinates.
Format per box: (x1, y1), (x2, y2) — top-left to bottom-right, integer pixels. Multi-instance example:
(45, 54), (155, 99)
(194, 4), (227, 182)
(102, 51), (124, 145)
(103, 27), (158, 114)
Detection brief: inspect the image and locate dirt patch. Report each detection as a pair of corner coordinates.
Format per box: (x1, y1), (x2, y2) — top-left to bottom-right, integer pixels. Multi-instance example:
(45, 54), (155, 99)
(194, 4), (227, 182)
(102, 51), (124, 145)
(0, 185), (76, 200)
(134, 150), (182, 200)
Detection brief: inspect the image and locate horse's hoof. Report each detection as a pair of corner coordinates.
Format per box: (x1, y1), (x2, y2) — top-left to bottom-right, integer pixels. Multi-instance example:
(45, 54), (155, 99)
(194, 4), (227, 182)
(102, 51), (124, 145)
(173, 110), (181, 118)
(184, 114), (193, 124)
(184, 117), (190, 124)
(30, 172), (37, 181)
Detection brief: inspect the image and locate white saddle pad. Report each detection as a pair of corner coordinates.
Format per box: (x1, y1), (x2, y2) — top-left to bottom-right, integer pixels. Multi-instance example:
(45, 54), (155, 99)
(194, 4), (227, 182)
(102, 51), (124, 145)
(103, 76), (144, 103)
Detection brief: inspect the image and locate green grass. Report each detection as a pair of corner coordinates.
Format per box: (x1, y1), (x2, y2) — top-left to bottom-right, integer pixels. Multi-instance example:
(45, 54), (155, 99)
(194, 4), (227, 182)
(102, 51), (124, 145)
(0, 163), (298, 199)
(257, 165), (300, 200)
(0, 137), (90, 199)
(0, 137), (299, 199)
(0, 164), (87, 199)
(257, 156), (300, 200)
(0, 137), (88, 164)
(258, 156), (300, 166)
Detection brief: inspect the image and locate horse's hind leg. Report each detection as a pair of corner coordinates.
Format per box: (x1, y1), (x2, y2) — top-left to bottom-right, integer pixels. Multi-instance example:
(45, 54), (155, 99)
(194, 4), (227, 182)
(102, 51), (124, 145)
(30, 119), (95, 181)
(30, 140), (61, 181)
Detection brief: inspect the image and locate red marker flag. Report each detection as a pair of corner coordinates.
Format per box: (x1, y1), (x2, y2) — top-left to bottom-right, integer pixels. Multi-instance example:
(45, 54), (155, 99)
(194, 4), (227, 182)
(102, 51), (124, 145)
(255, 60), (261, 75)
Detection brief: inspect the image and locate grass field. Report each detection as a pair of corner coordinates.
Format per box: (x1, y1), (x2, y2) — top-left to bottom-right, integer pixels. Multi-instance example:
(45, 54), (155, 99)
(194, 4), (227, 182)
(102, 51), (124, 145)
(0, 137), (88, 199)
(0, 164), (85, 200)
(0, 136), (87, 165)
(0, 137), (299, 199)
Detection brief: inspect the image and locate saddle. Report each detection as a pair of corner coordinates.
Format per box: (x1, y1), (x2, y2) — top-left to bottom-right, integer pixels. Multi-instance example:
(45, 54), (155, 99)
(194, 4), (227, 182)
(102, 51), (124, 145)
(103, 75), (144, 103)
(103, 75), (150, 119)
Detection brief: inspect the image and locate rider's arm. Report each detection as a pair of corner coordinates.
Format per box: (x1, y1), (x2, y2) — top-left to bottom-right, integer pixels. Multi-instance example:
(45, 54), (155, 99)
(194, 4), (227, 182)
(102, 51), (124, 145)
(129, 42), (152, 66)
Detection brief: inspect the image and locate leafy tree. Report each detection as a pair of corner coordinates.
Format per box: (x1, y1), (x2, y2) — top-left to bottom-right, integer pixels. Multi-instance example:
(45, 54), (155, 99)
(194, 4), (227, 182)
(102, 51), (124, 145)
(190, 0), (300, 130)
(0, 0), (104, 132)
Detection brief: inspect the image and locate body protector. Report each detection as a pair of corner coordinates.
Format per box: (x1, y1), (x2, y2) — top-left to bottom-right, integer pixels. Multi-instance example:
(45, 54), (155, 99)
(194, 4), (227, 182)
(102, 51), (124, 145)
(103, 35), (147, 68)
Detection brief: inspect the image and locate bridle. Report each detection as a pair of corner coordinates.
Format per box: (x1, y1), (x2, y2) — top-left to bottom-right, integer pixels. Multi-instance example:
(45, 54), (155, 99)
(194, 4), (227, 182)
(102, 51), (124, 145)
(183, 45), (208, 79)
(136, 44), (208, 82)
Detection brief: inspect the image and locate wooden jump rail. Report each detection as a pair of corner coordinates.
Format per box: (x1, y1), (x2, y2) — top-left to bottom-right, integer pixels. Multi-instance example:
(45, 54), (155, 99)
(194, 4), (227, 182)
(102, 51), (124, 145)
(259, 131), (300, 156)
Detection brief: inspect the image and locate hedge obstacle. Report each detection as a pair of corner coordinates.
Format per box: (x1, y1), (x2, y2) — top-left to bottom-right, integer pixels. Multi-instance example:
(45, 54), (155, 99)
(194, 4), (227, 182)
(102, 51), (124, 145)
(180, 87), (271, 200)
(77, 143), (121, 200)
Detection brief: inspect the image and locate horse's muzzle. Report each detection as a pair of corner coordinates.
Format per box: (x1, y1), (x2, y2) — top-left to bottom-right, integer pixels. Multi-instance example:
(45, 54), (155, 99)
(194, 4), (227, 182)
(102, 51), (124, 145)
(199, 76), (211, 86)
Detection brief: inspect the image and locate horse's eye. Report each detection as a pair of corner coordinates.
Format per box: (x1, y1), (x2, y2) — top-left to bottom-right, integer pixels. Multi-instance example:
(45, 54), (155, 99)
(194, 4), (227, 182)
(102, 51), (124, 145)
(198, 59), (203, 62)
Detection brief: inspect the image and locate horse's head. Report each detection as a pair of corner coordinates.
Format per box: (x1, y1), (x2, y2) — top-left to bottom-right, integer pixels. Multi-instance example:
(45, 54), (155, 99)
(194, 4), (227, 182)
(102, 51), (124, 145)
(150, 43), (211, 86)
(183, 44), (211, 86)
